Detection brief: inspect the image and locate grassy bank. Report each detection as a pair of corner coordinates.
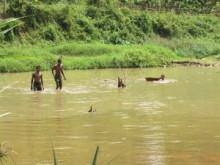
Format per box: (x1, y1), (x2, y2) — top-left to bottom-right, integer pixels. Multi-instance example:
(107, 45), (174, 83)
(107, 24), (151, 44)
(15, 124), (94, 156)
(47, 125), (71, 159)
(1, 38), (220, 73)
(147, 37), (220, 59)
(0, 42), (178, 72)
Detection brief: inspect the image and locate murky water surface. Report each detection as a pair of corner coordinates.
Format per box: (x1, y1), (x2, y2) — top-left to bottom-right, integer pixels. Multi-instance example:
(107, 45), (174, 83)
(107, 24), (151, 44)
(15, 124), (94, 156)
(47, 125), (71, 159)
(1, 68), (220, 165)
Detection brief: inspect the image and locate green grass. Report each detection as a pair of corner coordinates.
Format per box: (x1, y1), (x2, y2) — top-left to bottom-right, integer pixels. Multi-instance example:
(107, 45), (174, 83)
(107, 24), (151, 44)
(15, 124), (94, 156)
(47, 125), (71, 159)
(51, 145), (113, 165)
(92, 146), (99, 165)
(1, 38), (220, 73)
(147, 37), (220, 59)
(0, 41), (178, 72)
(52, 144), (58, 165)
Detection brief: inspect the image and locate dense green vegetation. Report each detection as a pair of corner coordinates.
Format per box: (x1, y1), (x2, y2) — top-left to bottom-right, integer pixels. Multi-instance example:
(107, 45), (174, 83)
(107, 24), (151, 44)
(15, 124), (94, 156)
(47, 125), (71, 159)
(2, 0), (219, 43)
(0, 0), (220, 72)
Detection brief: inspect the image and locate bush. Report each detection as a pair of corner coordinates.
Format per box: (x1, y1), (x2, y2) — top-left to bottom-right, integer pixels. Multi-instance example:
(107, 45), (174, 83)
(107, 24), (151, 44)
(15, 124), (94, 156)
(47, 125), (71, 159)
(6, 1), (220, 44)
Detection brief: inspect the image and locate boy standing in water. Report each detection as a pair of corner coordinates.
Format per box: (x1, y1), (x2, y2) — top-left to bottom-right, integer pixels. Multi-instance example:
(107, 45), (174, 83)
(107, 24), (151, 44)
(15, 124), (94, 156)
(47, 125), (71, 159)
(52, 58), (66, 90)
(31, 65), (44, 91)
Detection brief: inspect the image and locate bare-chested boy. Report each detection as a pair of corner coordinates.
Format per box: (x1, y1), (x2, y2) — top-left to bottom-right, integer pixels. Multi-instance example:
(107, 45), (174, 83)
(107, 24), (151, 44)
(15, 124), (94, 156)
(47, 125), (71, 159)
(52, 58), (66, 90)
(31, 65), (44, 91)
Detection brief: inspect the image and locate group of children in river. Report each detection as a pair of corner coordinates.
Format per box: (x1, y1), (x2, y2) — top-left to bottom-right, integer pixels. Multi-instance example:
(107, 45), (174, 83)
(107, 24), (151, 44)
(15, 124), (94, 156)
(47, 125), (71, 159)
(31, 58), (166, 91)
(31, 58), (66, 91)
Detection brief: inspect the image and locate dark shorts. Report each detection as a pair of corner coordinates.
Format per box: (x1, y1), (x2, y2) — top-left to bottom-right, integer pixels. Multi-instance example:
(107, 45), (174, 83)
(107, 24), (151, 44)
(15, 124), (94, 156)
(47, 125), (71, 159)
(55, 74), (62, 83)
(33, 81), (42, 91)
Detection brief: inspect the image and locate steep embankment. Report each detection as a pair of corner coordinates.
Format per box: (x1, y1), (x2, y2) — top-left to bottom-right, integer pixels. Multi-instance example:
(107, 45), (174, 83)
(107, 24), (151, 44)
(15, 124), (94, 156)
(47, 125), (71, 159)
(0, 1), (220, 72)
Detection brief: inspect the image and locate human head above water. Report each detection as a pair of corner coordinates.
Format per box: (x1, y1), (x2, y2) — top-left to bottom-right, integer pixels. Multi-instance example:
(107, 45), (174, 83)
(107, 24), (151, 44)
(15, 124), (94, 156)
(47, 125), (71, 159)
(57, 58), (62, 64)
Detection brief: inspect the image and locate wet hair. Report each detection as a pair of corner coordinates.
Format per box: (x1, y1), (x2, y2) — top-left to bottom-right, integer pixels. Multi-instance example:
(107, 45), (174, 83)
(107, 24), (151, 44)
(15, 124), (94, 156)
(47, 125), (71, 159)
(57, 58), (62, 64)
(36, 65), (41, 70)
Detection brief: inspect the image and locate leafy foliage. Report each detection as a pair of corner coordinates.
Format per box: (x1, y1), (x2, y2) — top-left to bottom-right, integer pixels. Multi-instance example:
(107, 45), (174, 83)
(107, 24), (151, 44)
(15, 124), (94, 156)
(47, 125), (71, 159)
(0, 17), (23, 41)
(3, 0), (220, 44)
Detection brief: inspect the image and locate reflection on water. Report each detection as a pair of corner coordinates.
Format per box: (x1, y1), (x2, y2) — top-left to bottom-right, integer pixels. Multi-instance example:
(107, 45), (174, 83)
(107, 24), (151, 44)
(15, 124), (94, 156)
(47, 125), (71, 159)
(1, 68), (220, 165)
(152, 79), (177, 84)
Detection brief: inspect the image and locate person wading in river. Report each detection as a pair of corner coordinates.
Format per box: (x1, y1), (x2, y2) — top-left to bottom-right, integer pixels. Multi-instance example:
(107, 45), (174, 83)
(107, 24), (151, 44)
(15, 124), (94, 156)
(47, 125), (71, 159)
(52, 58), (66, 90)
(31, 65), (44, 91)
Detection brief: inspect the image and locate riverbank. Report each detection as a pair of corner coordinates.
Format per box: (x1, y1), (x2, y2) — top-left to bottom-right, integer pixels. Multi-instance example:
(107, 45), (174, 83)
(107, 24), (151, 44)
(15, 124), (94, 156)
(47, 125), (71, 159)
(0, 40), (220, 73)
(0, 42), (178, 72)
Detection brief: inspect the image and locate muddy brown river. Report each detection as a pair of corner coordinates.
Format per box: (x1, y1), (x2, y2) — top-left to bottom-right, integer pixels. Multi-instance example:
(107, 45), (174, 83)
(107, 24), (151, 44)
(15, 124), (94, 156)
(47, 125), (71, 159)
(0, 67), (220, 165)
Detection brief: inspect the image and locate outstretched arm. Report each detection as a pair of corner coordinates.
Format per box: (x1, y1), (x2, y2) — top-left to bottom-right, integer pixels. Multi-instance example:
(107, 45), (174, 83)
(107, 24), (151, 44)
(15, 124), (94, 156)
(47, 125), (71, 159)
(31, 74), (34, 90)
(41, 74), (44, 90)
(52, 66), (55, 80)
(61, 66), (66, 80)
